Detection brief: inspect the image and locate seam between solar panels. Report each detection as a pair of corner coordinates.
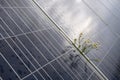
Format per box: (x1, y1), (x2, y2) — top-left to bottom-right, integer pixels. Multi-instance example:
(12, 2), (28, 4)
(32, 0), (108, 79)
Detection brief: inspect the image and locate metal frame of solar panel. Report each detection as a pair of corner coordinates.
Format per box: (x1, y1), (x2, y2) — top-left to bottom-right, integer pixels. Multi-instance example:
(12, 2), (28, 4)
(0, 0), (107, 80)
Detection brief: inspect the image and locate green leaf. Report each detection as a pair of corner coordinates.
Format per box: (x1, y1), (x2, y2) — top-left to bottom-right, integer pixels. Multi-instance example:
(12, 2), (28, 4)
(74, 38), (77, 44)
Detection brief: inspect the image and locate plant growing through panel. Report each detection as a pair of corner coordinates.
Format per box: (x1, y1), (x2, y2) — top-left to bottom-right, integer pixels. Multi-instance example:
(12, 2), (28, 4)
(73, 33), (100, 55)
(62, 33), (100, 73)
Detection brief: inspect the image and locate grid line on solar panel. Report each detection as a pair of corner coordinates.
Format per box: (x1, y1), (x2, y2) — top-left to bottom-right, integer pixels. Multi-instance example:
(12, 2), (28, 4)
(1, 0), (91, 79)
(0, 25), (46, 79)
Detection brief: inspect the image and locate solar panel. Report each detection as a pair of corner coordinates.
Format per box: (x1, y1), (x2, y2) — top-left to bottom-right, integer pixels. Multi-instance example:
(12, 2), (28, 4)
(0, 0), (107, 80)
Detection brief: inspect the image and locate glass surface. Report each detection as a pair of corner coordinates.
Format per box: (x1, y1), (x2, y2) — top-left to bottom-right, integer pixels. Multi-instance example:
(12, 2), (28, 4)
(0, 0), (114, 80)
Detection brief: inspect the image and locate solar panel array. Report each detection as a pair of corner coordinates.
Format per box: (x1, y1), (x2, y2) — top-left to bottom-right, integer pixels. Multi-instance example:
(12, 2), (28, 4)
(0, 0), (106, 80)
(36, 0), (120, 79)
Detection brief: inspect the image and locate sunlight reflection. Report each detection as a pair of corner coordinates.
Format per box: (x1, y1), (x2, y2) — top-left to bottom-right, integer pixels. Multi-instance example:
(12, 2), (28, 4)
(76, 0), (82, 3)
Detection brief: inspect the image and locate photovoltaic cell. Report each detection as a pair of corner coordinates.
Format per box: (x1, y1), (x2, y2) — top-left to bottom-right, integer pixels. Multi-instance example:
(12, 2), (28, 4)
(0, 0), (107, 80)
